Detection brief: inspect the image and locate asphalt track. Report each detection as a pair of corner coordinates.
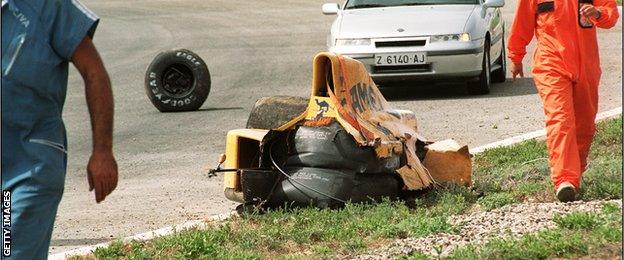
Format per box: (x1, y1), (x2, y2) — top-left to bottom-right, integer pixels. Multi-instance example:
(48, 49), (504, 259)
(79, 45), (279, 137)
(50, 0), (621, 254)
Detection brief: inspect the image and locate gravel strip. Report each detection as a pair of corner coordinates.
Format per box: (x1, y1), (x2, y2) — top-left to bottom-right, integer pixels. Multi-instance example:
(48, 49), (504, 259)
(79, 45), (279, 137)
(348, 199), (622, 259)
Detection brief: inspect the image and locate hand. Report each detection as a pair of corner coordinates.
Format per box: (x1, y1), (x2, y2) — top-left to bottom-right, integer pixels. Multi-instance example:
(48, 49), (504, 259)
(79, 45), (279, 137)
(511, 62), (524, 81)
(580, 4), (601, 19)
(87, 150), (118, 203)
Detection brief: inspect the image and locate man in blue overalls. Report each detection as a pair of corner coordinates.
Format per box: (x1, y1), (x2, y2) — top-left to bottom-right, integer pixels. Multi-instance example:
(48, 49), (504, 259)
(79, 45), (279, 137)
(1, 0), (119, 258)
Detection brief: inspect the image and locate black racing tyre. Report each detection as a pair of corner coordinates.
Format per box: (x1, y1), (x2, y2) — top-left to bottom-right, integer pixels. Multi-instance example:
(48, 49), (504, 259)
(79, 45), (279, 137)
(145, 49), (210, 112)
(284, 122), (401, 174)
(267, 167), (401, 208)
(467, 39), (492, 95)
(246, 96), (309, 129)
(491, 32), (507, 83)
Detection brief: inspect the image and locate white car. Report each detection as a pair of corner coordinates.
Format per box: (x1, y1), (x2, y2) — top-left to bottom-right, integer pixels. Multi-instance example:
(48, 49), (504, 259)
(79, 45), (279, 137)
(323, 0), (506, 94)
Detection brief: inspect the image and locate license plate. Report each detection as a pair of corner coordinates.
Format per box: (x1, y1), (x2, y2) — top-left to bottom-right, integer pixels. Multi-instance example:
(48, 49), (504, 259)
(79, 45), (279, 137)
(374, 53), (427, 66)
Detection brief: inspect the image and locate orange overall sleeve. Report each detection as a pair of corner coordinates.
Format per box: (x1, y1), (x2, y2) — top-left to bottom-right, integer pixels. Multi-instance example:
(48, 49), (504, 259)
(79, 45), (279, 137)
(507, 0), (536, 64)
(593, 0), (620, 29)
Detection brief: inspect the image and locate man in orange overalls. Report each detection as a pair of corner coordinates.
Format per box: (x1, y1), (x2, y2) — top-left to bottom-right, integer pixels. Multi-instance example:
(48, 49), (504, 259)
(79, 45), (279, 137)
(508, 0), (619, 202)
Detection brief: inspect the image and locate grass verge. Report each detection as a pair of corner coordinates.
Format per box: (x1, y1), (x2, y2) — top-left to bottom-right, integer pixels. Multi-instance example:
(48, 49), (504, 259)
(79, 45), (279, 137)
(85, 118), (622, 259)
(90, 193), (467, 259)
(472, 117), (622, 210)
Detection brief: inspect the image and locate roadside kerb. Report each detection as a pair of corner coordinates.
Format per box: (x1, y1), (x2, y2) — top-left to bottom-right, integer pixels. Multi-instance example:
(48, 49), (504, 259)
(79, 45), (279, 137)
(49, 106), (622, 259)
(470, 106), (622, 154)
(49, 212), (235, 260)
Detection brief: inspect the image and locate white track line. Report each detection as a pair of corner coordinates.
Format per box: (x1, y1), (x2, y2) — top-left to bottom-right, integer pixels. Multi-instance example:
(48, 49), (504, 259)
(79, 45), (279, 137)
(49, 212), (234, 260)
(50, 106), (622, 259)
(471, 106), (622, 154)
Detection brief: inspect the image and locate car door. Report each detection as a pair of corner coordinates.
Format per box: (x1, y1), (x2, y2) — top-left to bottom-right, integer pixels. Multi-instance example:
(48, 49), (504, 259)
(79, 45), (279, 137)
(478, 0), (498, 66)
(482, 3), (505, 68)
(488, 6), (504, 66)
(480, 0), (504, 64)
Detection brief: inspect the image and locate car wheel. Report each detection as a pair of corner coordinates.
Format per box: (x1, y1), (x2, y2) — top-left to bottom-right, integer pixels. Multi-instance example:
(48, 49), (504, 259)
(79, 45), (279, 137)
(492, 33), (507, 83)
(467, 40), (491, 95)
(246, 96), (309, 129)
(145, 49), (210, 112)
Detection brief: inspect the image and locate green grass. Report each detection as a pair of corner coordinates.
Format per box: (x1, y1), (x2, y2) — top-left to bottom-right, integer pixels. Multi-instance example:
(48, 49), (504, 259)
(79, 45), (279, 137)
(92, 193), (468, 259)
(447, 203), (623, 259)
(88, 118), (622, 259)
(472, 117), (622, 209)
(476, 192), (516, 211)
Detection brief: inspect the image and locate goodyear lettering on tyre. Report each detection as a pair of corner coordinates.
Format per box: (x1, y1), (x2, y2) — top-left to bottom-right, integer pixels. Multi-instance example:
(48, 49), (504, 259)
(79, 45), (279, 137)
(176, 51), (202, 67)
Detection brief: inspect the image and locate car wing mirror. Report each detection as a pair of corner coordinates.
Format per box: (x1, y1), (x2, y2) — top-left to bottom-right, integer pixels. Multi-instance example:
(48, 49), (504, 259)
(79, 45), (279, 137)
(483, 0), (504, 8)
(322, 3), (340, 15)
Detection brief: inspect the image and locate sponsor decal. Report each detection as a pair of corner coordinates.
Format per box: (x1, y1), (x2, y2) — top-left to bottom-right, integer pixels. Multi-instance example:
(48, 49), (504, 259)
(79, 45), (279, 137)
(315, 99), (330, 114)
(306, 97), (336, 120)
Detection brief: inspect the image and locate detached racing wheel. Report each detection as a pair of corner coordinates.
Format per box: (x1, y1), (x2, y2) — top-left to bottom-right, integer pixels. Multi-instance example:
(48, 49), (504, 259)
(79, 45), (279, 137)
(145, 49), (210, 112)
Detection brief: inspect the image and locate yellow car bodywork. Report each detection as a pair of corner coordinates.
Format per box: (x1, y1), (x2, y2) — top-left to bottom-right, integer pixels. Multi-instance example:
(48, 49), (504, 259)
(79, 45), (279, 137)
(223, 95), (343, 202)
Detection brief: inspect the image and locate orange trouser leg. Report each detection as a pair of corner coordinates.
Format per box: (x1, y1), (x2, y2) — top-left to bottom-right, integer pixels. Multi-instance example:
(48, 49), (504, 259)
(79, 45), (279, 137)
(573, 74), (600, 172)
(534, 72), (582, 189)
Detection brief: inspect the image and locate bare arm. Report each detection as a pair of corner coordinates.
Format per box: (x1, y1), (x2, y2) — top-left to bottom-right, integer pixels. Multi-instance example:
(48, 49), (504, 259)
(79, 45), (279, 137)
(72, 36), (118, 203)
(507, 0), (536, 80)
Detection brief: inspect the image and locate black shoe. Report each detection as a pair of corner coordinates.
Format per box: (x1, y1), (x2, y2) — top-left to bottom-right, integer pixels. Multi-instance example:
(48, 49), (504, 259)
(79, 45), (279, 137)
(556, 182), (577, 203)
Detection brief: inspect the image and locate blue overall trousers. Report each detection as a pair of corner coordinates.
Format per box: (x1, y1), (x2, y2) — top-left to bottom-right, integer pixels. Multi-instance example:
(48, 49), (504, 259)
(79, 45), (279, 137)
(1, 0), (98, 258)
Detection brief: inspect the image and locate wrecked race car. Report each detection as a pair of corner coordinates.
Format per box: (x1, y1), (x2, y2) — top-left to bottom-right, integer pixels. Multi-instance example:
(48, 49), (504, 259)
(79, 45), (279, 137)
(212, 52), (471, 210)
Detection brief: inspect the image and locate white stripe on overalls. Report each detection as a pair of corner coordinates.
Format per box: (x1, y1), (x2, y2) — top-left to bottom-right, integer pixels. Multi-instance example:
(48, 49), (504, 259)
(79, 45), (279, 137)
(29, 139), (68, 154)
(71, 0), (98, 21)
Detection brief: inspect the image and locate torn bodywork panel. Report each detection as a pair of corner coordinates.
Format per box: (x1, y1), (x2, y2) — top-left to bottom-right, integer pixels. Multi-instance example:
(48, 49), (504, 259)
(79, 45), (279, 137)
(276, 53), (433, 190)
(220, 52), (471, 207)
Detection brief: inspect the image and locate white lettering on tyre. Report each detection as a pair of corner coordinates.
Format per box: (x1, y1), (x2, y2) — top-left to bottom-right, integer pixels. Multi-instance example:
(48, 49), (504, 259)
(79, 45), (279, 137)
(166, 95), (196, 107)
(175, 51), (201, 67)
(149, 72), (159, 95)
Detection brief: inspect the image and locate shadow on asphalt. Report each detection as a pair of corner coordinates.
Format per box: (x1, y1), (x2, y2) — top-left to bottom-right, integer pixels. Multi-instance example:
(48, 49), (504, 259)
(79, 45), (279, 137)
(197, 107), (244, 112)
(50, 238), (111, 247)
(147, 107), (244, 114)
(380, 77), (537, 101)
